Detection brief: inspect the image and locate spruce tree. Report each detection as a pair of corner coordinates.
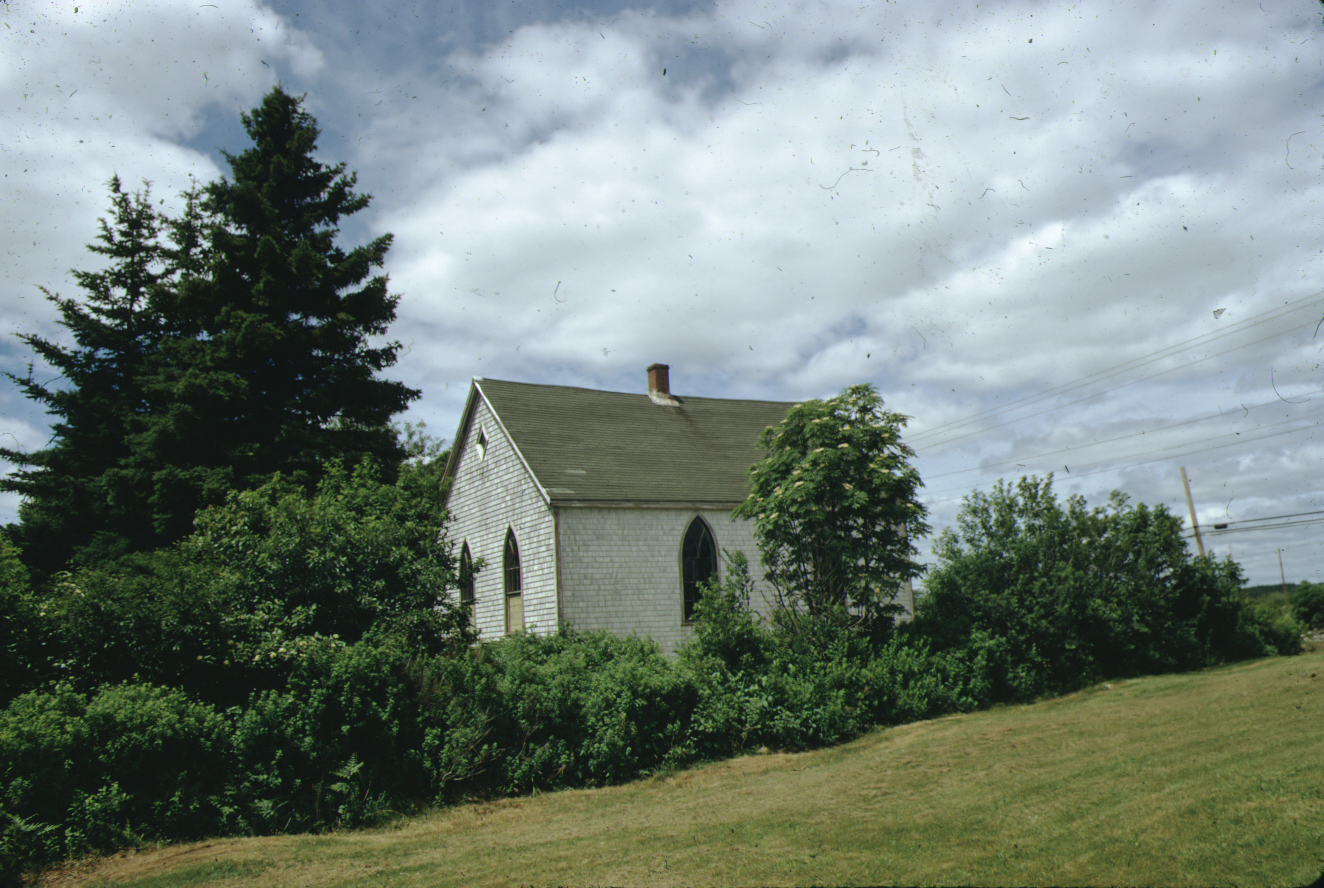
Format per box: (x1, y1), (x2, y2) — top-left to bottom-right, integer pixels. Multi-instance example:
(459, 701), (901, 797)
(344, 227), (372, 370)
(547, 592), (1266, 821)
(1, 177), (174, 572)
(4, 87), (418, 572)
(128, 85), (417, 544)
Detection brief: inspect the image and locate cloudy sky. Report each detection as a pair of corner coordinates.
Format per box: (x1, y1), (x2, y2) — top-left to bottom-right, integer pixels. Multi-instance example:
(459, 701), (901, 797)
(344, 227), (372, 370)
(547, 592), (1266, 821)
(3, 0), (1323, 585)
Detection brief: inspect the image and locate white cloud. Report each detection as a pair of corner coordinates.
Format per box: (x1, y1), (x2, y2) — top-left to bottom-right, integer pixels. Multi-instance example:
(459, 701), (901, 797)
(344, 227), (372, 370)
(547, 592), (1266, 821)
(366, 0), (1324, 582)
(0, 0), (321, 339)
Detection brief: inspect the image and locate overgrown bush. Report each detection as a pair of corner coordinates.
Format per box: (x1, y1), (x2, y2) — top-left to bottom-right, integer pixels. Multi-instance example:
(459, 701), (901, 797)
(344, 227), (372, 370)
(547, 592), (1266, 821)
(0, 534), (39, 707)
(677, 553), (989, 757)
(22, 458), (471, 708)
(418, 628), (697, 799)
(0, 682), (230, 882)
(226, 636), (435, 833)
(41, 549), (227, 699)
(915, 475), (1298, 703)
(1291, 582), (1324, 630)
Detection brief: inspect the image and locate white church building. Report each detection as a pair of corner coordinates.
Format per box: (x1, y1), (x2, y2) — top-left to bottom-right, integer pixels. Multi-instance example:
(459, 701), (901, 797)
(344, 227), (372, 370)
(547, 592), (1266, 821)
(440, 364), (810, 654)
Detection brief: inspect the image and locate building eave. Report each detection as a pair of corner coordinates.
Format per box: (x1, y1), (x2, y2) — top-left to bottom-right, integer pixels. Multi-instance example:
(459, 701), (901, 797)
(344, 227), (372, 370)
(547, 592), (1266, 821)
(549, 499), (749, 510)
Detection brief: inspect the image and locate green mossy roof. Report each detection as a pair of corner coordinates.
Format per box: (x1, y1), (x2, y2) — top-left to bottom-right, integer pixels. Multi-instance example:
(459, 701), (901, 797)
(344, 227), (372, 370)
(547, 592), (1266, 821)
(474, 378), (794, 505)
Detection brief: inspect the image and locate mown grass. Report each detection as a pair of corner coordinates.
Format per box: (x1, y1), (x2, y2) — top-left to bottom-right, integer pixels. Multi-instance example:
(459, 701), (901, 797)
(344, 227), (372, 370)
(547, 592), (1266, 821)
(41, 653), (1324, 888)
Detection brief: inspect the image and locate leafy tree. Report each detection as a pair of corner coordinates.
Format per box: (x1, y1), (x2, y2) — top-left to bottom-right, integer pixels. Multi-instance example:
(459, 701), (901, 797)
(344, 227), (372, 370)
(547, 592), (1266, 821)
(914, 474), (1294, 702)
(128, 86), (417, 544)
(732, 383), (928, 638)
(40, 455), (468, 707)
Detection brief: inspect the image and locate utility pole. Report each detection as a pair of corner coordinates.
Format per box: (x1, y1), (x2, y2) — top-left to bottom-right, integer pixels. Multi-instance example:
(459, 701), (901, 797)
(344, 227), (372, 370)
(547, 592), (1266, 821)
(1279, 548), (1288, 597)
(1181, 466), (1205, 557)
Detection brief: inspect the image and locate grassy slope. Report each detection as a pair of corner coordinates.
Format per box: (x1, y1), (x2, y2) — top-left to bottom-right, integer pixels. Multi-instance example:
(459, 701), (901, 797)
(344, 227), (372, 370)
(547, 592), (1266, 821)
(46, 652), (1324, 888)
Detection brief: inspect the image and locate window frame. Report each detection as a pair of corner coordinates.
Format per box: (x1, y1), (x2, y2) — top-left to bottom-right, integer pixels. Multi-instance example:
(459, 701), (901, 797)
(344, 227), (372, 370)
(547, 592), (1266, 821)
(503, 528), (521, 598)
(503, 528), (523, 636)
(680, 515), (719, 624)
(458, 542), (475, 610)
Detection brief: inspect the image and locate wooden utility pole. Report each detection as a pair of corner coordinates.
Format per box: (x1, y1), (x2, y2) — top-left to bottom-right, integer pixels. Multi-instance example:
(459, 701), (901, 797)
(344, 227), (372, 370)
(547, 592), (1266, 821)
(1279, 548), (1288, 597)
(1181, 466), (1205, 557)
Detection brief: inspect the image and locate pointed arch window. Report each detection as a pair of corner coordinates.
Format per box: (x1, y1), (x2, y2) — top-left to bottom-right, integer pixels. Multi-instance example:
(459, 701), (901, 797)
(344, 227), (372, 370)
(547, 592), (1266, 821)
(503, 531), (521, 596)
(503, 528), (523, 634)
(681, 516), (718, 622)
(458, 543), (475, 609)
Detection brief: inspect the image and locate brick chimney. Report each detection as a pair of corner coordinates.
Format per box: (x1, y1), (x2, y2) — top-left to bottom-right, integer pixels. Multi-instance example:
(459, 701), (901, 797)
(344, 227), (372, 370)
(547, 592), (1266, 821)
(647, 363), (678, 406)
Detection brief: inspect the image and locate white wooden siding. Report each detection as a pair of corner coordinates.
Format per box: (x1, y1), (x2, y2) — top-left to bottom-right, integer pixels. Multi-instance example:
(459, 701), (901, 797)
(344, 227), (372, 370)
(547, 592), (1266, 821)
(445, 398), (557, 640)
(554, 506), (777, 655)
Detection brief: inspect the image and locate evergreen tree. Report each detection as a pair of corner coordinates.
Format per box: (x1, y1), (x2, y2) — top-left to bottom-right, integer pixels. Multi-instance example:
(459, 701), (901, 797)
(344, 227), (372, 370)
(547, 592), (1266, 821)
(128, 85), (417, 543)
(1, 177), (174, 573)
(4, 87), (418, 572)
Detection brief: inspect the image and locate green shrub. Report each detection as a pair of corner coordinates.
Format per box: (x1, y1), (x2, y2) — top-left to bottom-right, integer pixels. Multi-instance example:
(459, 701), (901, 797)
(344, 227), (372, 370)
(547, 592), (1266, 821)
(1291, 582), (1324, 630)
(0, 682), (229, 879)
(186, 459), (471, 657)
(1244, 596), (1306, 655)
(914, 476), (1286, 703)
(227, 637), (433, 833)
(417, 629), (695, 799)
(42, 550), (228, 699)
(678, 553), (987, 756)
(0, 533), (40, 706)
(863, 633), (993, 723)
(683, 551), (772, 674)
(28, 458), (471, 709)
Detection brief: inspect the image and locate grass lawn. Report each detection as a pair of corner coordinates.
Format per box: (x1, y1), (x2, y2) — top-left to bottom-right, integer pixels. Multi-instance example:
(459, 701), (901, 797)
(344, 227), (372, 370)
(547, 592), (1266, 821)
(40, 652), (1324, 888)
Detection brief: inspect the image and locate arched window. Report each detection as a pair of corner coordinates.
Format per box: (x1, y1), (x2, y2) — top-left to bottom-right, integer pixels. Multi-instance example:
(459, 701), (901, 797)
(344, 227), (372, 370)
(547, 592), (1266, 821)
(681, 516), (718, 622)
(503, 528), (523, 634)
(458, 543), (474, 609)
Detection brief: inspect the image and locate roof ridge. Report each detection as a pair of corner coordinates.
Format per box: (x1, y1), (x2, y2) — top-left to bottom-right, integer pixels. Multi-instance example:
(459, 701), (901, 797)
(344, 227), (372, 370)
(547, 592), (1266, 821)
(478, 376), (798, 406)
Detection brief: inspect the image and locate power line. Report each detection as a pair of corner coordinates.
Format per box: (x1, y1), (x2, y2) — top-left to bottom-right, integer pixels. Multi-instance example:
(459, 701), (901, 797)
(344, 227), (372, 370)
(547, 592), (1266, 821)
(1210, 509), (1324, 528)
(918, 392), (1321, 482)
(905, 290), (1324, 447)
(1187, 516), (1324, 538)
(920, 410), (1324, 502)
(907, 290), (1324, 444)
(911, 323), (1318, 452)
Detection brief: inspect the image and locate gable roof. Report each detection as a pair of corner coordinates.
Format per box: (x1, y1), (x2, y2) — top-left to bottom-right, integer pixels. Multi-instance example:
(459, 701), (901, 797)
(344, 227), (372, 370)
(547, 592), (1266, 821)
(444, 377), (796, 506)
